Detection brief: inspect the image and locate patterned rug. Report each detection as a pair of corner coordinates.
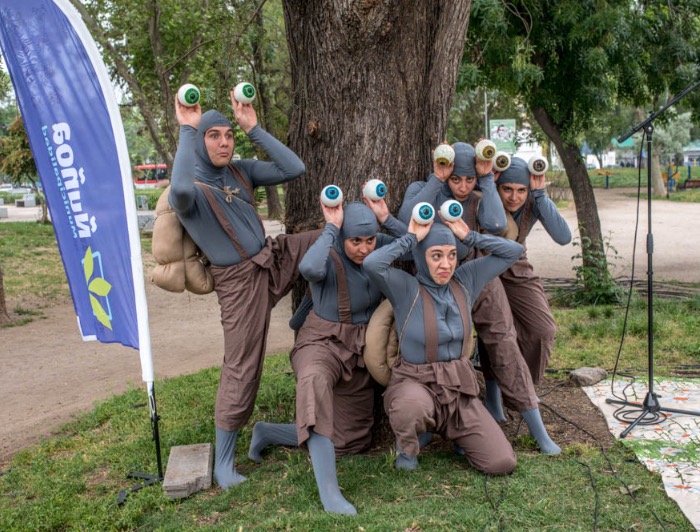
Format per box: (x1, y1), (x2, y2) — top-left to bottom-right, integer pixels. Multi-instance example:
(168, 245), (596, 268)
(584, 378), (700, 530)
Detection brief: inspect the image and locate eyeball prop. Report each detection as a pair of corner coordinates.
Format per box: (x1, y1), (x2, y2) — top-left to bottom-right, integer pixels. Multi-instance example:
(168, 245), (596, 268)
(412, 202), (435, 225)
(528, 155), (549, 176)
(433, 143), (455, 166)
(177, 84), (200, 107)
(362, 179), (387, 201)
(320, 185), (343, 207)
(440, 200), (463, 222)
(233, 82), (256, 104)
(493, 151), (512, 172)
(475, 139), (497, 161)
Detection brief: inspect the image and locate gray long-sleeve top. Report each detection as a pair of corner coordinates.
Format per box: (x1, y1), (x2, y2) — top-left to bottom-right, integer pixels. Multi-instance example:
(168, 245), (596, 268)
(397, 173), (507, 233)
(300, 215), (407, 324)
(515, 189), (572, 245)
(169, 124), (305, 266)
(364, 232), (523, 364)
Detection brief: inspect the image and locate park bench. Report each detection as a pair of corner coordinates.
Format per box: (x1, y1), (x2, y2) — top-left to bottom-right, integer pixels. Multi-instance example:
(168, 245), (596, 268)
(680, 178), (700, 190)
(15, 193), (36, 208)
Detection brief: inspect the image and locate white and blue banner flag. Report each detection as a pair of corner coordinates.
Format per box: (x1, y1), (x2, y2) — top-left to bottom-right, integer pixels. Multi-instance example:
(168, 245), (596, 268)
(0, 0), (153, 380)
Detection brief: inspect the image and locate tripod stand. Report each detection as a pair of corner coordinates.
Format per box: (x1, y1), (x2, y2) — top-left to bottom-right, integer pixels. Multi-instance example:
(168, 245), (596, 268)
(605, 80), (700, 438)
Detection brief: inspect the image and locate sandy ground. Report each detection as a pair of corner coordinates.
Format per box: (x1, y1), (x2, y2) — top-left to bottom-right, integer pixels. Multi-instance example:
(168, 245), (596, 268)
(1, 188), (698, 467)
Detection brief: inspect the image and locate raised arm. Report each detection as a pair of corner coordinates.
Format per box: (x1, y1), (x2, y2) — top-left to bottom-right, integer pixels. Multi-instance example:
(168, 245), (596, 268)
(476, 173), (507, 233)
(236, 126), (306, 187)
(532, 188), (572, 245)
(454, 232), (524, 299)
(169, 98), (202, 213)
(397, 176), (443, 223)
(299, 203), (343, 282)
(364, 233), (419, 308)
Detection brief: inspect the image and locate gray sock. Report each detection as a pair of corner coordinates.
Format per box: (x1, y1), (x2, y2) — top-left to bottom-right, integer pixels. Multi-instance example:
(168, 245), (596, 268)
(307, 430), (357, 515)
(418, 432), (433, 449)
(522, 408), (561, 455)
(395, 439), (419, 470)
(484, 379), (506, 422)
(248, 422), (298, 463)
(214, 427), (248, 489)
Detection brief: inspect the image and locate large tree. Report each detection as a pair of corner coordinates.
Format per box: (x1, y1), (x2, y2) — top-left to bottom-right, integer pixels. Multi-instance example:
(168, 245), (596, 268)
(282, 1), (473, 235)
(464, 0), (649, 284)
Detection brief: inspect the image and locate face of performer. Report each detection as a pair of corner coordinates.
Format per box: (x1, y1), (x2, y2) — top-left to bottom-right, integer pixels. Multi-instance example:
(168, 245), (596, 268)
(204, 126), (235, 167)
(344, 236), (377, 265)
(425, 245), (457, 285)
(498, 183), (529, 212)
(447, 175), (477, 202)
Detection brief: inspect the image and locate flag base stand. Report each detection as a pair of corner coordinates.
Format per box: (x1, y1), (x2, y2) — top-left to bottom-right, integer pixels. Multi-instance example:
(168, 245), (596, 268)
(117, 384), (164, 506)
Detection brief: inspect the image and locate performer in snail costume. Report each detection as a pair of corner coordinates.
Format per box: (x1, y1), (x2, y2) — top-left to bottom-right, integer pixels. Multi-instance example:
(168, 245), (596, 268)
(248, 200), (407, 515)
(364, 216), (521, 474)
(482, 157), (571, 412)
(170, 93), (319, 490)
(399, 143), (560, 454)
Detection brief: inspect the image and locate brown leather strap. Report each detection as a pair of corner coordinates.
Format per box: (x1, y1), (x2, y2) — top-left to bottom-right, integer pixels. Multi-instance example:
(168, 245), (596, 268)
(227, 163), (265, 233)
(462, 191), (482, 262)
(516, 194), (535, 245)
(197, 183), (250, 260)
(449, 279), (473, 360)
(329, 248), (352, 324)
(419, 286), (439, 364)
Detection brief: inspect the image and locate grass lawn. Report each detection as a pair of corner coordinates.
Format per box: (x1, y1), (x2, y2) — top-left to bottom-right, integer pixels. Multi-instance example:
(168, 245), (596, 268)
(1, 221), (699, 529)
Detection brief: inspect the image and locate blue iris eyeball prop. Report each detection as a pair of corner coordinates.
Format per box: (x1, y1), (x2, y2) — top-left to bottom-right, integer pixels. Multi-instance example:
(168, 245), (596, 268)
(475, 139), (497, 161)
(321, 185), (343, 207)
(528, 155), (548, 175)
(494, 151), (512, 172)
(177, 84), (200, 106)
(234, 82), (256, 104)
(440, 200), (463, 222)
(412, 202), (435, 225)
(363, 179), (387, 201)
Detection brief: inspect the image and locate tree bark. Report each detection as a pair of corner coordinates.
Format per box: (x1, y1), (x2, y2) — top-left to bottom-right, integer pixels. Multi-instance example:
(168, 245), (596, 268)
(282, 0), (472, 233)
(532, 106), (607, 274)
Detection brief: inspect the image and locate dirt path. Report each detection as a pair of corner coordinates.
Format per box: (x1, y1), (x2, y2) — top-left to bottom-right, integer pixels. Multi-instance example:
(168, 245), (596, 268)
(1, 188), (698, 466)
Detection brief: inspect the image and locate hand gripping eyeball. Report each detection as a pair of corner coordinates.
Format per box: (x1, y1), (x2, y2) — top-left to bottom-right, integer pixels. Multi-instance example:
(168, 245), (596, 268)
(440, 200), (463, 222)
(412, 202), (435, 225)
(528, 155), (549, 176)
(362, 179), (387, 201)
(177, 84), (200, 107)
(433, 143), (455, 166)
(475, 139), (497, 161)
(233, 82), (256, 104)
(320, 185), (343, 207)
(493, 151), (512, 172)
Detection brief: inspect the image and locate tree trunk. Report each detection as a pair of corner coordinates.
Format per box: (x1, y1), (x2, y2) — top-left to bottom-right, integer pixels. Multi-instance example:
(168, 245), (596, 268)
(282, 0), (472, 233)
(0, 264), (10, 325)
(651, 150), (666, 197)
(532, 106), (607, 276)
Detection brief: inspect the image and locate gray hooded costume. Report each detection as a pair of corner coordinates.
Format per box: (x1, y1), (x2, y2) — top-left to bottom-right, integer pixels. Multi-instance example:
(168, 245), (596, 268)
(169, 109), (319, 433)
(291, 202), (405, 454)
(364, 225), (521, 474)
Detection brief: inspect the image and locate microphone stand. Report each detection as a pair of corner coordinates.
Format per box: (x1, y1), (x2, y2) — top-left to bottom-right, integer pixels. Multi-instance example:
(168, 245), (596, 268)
(605, 79), (700, 438)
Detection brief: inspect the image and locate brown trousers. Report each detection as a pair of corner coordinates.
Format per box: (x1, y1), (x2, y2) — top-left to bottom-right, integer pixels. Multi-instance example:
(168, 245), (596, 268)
(472, 277), (538, 412)
(500, 255), (556, 385)
(290, 312), (374, 455)
(209, 230), (321, 431)
(384, 359), (516, 475)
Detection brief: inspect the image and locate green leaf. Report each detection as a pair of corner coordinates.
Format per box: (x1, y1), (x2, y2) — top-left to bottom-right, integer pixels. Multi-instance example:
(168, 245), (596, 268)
(88, 277), (112, 297)
(83, 247), (94, 283)
(89, 294), (112, 330)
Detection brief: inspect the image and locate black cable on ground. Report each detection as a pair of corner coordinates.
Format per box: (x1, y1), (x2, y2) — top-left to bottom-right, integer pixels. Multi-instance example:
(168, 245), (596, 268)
(540, 401), (667, 530)
(482, 474), (506, 532)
